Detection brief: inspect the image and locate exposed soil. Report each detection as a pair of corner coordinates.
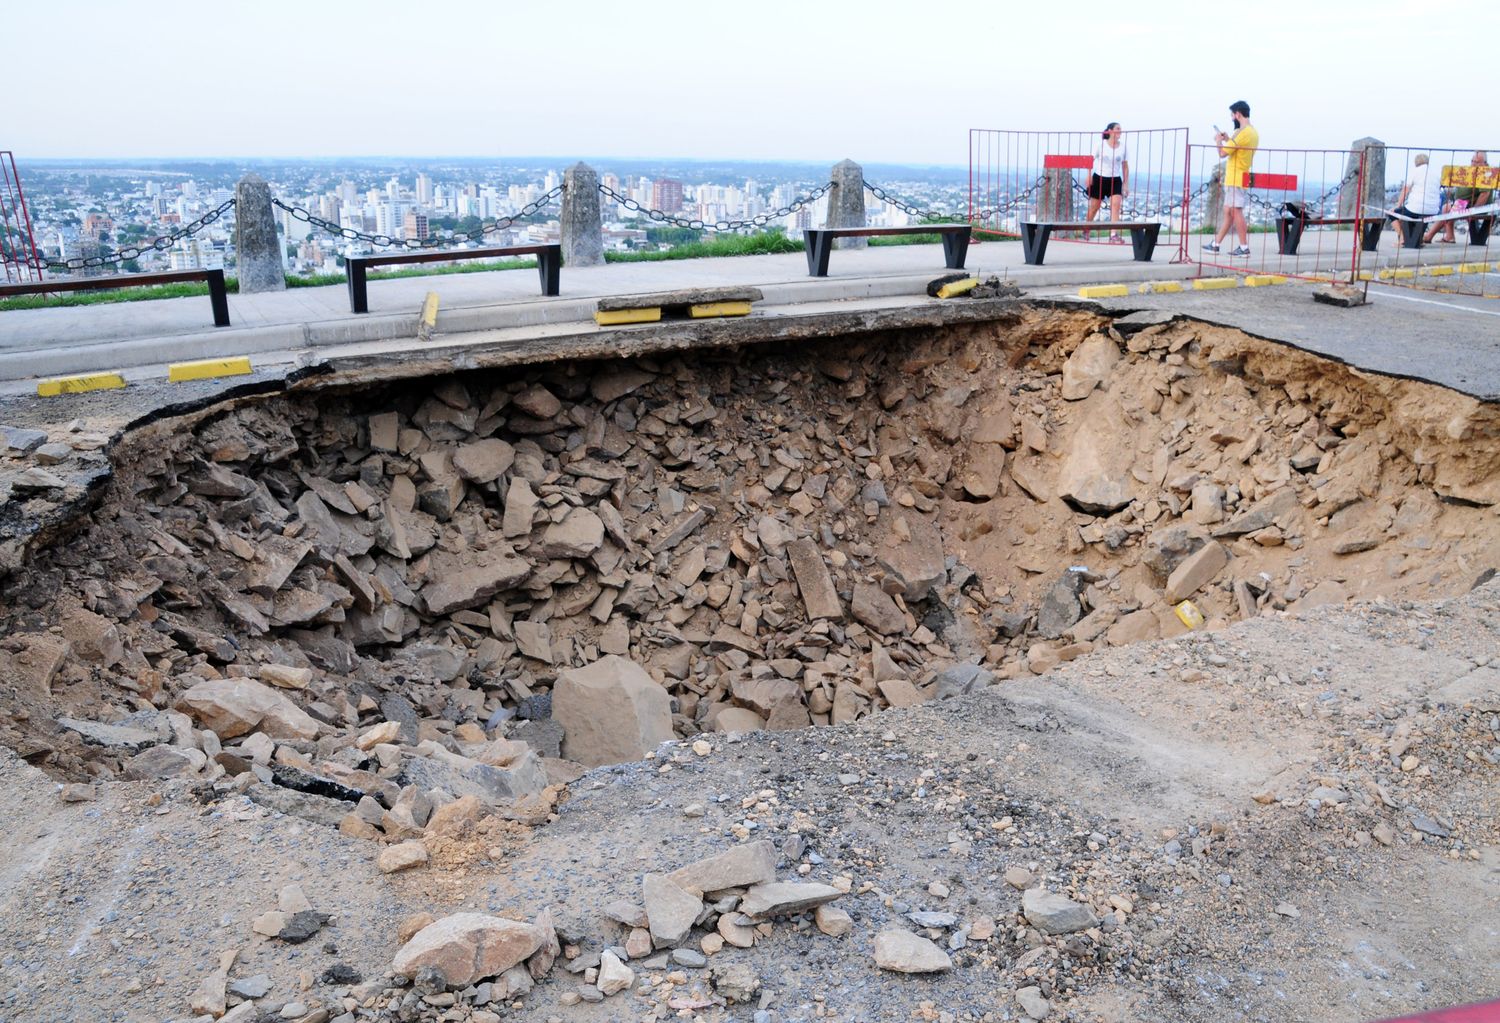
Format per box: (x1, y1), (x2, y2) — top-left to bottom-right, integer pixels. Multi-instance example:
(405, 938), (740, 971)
(0, 305), (1496, 1022)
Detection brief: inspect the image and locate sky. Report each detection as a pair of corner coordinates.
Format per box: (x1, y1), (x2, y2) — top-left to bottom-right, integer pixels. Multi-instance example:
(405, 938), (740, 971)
(7, 0), (1498, 165)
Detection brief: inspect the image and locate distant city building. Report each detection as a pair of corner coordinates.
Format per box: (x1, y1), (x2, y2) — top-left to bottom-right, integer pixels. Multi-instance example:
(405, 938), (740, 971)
(402, 211), (429, 241)
(651, 178), (684, 214)
(416, 173), (433, 206)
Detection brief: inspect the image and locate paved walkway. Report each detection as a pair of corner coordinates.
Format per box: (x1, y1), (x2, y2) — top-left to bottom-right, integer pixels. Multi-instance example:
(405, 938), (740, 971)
(1, 236), (1208, 380)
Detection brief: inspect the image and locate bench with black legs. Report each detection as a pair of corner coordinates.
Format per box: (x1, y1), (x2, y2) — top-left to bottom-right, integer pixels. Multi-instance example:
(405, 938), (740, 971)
(1019, 221), (1161, 265)
(802, 224), (971, 277)
(345, 244), (562, 313)
(0, 267), (231, 326)
(1275, 211), (1384, 256)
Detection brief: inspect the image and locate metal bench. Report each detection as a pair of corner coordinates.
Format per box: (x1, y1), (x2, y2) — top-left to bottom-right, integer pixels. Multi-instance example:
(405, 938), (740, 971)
(0, 267), (230, 326)
(1020, 221), (1161, 265)
(1276, 213), (1384, 256)
(345, 243), (561, 313)
(802, 224), (971, 277)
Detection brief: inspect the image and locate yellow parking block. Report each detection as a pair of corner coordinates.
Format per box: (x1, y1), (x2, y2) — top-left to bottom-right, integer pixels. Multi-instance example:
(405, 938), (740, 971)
(1244, 274), (1288, 287)
(37, 372), (127, 396)
(1138, 281), (1184, 294)
(1389, 268), (1416, 279)
(1458, 262), (1490, 273)
(168, 357), (252, 382)
(594, 307), (661, 326)
(1357, 270), (1375, 281)
(1192, 277), (1240, 290)
(420, 291), (440, 328)
(1078, 284), (1129, 299)
(688, 301), (753, 318)
(1425, 266), (1455, 277)
(934, 278), (980, 299)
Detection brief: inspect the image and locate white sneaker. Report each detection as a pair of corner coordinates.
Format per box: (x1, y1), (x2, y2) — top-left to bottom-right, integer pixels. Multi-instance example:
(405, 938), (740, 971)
(1230, 246), (1252, 258)
(1202, 242), (1221, 253)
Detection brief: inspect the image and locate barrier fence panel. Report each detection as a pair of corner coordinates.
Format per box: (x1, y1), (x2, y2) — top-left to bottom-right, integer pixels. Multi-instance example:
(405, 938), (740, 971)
(1186, 144), (1367, 284)
(969, 127), (1190, 260)
(1366, 144), (1500, 299)
(1, 152), (42, 284)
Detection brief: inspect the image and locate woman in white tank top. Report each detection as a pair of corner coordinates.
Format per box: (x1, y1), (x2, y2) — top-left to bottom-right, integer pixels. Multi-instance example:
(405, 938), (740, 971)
(1085, 122), (1130, 241)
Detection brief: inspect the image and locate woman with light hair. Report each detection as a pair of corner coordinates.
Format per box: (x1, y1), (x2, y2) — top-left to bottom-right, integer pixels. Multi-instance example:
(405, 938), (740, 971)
(1390, 153), (1441, 244)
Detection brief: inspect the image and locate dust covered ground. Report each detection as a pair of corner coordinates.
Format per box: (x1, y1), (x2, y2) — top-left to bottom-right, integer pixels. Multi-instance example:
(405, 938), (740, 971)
(0, 306), (1497, 1022)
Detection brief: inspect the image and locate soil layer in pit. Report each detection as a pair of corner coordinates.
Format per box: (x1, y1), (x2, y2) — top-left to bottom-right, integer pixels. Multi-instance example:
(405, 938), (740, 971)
(0, 306), (1497, 1023)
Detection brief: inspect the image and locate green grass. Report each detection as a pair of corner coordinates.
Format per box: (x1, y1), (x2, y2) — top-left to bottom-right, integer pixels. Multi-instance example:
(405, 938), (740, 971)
(0, 258), (544, 311)
(605, 232), (803, 262)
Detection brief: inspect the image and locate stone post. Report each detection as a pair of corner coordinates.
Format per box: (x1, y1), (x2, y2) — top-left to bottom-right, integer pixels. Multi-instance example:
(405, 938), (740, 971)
(1036, 168), (1077, 223)
(827, 159), (867, 249)
(234, 173), (285, 293)
(1203, 163), (1224, 233)
(561, 162), (604, 267)
(1339, 137), (1385, 219)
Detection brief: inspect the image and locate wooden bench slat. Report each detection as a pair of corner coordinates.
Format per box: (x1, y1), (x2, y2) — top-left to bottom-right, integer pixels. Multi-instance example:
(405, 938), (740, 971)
(1027, 221), (1162, 230)
(344, 243), (562, 312)
(1019, 222), (1161, 266)
(802, 224), (972, 276)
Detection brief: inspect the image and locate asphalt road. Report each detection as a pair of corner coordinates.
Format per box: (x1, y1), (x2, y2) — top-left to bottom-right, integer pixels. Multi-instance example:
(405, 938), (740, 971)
(1077, 282), (1500, 401)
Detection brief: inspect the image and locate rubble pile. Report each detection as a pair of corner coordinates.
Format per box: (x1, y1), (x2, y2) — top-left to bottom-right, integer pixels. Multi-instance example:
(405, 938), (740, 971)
(2, 312), (1497, 837)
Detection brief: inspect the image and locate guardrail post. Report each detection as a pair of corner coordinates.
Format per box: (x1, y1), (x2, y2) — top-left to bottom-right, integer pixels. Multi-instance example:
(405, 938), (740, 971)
(1036, 167), (1076, 223)
(1203, 164), (1224, 234)
(561, 162), (604, 267)
(828, 159), (866, 249)
(1339, 137), (1384, 219)
(235, 174), (285, 293)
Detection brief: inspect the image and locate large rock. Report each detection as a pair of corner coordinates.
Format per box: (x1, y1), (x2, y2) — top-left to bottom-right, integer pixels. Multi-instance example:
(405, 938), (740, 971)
(786, 539), (842, 620)
(1057, 409), (1134, 515)
(874, 929), (953, 973)
(401, 743), (548, 805)
(737, 881), (842, 919)
(667, 840), (777, 896)
(553, 656), (673, 767)
(421, 552), (531, 615)
(1142, 524), (1209, 582)
(877, 514), (946, 601)
(177, 679), (319, 741)
(452, 439), (515, 484)
(542, 508), (604, 558)
(642, 873), (701, 948)
(1164, 541), (1229, 603)
(851, 582), (905, 636)
(1214, 486), (1300, 537)
(392, 913), (544, 987)
(1022, 888), (1099, 935)
(1060, 334), (1121, 400)
(1036, 569), (1089, 639)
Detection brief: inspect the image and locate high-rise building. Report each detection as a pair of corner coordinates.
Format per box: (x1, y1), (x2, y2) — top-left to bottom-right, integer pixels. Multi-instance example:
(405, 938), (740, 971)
(544, 170), (560, 191)
(339, 180), (358, 207)
(402, 211), (429, 241)
(416, 173), (433, 205)
(386, 176), (401, 202)
(651, 178), (683, 214)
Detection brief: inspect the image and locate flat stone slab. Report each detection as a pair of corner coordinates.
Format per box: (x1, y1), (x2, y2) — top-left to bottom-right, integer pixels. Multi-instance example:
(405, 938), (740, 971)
(596, 287), (764, 312)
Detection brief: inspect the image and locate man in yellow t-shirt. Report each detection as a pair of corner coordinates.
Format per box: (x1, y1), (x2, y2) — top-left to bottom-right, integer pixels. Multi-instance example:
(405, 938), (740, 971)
(1205, 100), (1259, 258)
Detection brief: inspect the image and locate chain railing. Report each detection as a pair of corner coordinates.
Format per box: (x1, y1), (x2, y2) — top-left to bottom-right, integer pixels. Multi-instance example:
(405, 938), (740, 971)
(273, 186), (563, 250)
(867, 178), (1044, 223)
(597, 181), (833, 232)
(32, 198), (237, 272)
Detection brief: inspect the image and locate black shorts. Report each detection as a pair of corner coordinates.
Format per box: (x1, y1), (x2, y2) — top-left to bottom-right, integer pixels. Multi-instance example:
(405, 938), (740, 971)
(1088, 174), (1124, 200)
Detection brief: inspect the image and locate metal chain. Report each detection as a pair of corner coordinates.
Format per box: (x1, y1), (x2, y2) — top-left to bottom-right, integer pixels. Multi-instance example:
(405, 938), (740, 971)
(597, 181), (833, 232)
(868, 177), (1045, 224)
(272, 185), (563, 250)
(33, 198), (237, 272)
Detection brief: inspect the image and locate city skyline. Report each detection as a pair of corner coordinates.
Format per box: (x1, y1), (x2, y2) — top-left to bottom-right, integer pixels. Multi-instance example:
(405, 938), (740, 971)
(6, 1), (1498, 162)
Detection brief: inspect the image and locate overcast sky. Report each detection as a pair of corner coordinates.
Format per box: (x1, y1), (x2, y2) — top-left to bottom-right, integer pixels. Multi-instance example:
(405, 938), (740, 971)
(8, 0), (1497, 164)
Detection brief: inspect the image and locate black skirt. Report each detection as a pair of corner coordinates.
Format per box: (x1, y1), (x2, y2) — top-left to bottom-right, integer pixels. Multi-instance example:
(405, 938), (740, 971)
(1088, 174), (1124, 200)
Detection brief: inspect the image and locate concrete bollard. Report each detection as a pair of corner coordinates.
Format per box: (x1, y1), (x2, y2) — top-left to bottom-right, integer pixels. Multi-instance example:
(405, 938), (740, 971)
(1339, 138), (1385, 219)
(827, 159), (867, 249)
(1203, 164), (1224, 233)
(234, 174), (286, 293)
(1036, 168), (1076, 224)
(561, 162), (604, 267)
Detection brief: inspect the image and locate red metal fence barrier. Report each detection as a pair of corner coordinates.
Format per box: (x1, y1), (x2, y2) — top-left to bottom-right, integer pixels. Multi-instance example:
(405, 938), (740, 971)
(969, 126), (1190, 261)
